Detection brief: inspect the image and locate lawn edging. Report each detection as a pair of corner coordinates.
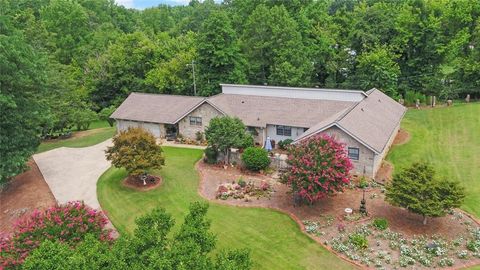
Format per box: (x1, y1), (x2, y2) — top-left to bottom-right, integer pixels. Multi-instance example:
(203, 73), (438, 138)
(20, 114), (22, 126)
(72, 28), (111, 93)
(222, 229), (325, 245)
(195, 160), (365, 270)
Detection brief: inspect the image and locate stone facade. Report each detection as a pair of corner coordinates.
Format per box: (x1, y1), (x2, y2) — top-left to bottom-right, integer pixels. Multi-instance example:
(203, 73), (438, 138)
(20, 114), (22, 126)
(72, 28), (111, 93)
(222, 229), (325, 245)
(178, 103), (222, 139)
(321, 126), (376, 177)
(116, 119), (166, 138)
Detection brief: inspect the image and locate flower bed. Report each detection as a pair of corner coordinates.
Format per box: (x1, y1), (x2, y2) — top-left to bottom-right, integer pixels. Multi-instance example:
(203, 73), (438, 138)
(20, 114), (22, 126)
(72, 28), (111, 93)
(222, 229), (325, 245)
(215, 178), (273, 202)
(304, 210), (480, 269)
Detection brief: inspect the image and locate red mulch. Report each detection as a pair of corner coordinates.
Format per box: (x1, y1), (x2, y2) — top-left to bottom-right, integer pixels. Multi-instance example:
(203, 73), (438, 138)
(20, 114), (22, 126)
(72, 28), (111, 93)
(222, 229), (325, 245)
(375, 161), (394, 184)
(393, 129), (411, 145)
(0, 160), (56, 234)
(197, 161), (478, 240)
(122, 175), (162, 191)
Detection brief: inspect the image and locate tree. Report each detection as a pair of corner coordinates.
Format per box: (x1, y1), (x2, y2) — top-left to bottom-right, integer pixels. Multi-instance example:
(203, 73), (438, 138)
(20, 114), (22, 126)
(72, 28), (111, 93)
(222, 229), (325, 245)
(386, 162), (465, 225)
(196, 10), (246, 96)
(281, 134), (353, 204)
(85, 32), (157, 109)
(0, 23), (47, 185)
(241, 4), (313, 86)
(105, 127), (165, 184)
(355, 46), (401, 97)
(98, 105), (117, 127)
(21, 202), (252, 270)
(205, 116), (253, 163)
(145, 33), (197, 96)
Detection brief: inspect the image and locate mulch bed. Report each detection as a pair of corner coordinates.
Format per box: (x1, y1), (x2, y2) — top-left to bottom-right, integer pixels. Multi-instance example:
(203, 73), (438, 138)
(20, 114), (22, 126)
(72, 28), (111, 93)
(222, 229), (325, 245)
(393, 129), (411, 145)
(197, 161), (480, 269)
(122, 175), (162, 191)
(375, 161), (394, 184)
(0, 160), (56, 234)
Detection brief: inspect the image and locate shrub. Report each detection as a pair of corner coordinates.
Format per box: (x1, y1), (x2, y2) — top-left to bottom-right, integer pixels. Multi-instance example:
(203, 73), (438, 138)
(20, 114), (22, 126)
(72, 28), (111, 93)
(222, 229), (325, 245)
(373, 218), (388, 230)
(278, 139), (293, 150)
(0, 201), (112, 268)
(195, 131), (204, 141)
(358, 176), (369, 188)
(349, 233), (368, 249)
(238, 177), (246, 188)
(204, 147), (218, 164)
(404, 90), (426, 106)
(281, 134), (353, 204)
(241, 147), (270, 171)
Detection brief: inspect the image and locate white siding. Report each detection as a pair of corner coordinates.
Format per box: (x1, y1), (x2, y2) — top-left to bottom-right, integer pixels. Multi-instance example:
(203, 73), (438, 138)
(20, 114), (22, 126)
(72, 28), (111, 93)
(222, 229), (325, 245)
(221, 84), (366, 102)
(116, 120), (165, 138)
(266, 124), (306, 144)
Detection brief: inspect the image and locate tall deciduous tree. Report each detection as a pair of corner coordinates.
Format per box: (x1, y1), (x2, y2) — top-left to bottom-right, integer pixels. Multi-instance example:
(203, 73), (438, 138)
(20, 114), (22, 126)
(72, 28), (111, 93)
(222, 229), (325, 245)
(196, 10), (246, 96)
(355, 46), (401, 97)
(105, 127), (165, 184)
(242, 4), (313, 86)
(0, 24), (47, 185)
(86, 32), (157, 109)
(386, 162), (465, 225)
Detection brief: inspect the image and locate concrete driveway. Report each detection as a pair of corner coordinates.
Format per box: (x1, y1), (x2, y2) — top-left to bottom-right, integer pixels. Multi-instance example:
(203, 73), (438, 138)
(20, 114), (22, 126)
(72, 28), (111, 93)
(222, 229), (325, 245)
(33, 140), (112, 209)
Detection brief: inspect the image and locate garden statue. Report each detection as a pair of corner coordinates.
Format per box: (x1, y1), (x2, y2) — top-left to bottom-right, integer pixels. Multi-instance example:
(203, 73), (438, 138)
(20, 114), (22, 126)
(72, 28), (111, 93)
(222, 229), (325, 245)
(447, 100), (453, 106)
(466, 94), (471, 103)
(359, 189), (368, 216)
(415, 99), (420, 109)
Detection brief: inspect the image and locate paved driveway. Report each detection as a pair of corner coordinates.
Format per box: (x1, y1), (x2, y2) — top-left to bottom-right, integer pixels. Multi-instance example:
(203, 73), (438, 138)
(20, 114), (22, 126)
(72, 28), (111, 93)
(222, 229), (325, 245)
(33, 140), (112, 209)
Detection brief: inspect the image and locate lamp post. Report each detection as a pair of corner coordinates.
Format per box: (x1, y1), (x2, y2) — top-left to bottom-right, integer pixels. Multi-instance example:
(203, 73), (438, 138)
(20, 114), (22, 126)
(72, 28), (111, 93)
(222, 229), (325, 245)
(359, 188), (368, 216)
(186, 60), (197, 96)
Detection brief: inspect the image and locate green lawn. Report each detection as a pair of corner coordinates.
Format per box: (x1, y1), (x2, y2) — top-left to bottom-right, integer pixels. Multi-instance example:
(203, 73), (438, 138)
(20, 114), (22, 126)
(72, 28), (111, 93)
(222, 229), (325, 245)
(36, 125), (115, 153)
(97, 147), (354, 270)
(387, 103), (480, 217)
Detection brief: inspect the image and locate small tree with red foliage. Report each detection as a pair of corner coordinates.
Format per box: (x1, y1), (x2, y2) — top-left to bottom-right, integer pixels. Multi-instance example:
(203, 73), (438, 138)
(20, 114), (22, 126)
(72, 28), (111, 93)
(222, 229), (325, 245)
(0, 201), (112, 268)
(281, 134), (353, 204)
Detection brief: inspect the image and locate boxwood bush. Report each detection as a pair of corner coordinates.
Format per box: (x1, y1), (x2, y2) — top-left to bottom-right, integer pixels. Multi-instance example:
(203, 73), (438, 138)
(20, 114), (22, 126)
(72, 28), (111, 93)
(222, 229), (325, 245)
(278, 139), (293, 150)
(373, 217), (388, 230)
(204, 147), (218, 164)
(241, 147), (271, 171)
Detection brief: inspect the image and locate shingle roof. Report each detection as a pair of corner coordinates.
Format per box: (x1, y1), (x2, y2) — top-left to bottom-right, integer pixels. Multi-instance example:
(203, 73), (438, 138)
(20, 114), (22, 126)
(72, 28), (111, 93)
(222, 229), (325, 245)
(110, 93), (206, 124)
(295, 89), (407, 153)
(207, 94), (354, 128)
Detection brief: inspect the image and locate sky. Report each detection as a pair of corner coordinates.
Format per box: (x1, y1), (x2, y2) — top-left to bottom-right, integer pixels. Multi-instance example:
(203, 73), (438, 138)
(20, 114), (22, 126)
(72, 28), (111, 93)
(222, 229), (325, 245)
(115, 0), (192, 9)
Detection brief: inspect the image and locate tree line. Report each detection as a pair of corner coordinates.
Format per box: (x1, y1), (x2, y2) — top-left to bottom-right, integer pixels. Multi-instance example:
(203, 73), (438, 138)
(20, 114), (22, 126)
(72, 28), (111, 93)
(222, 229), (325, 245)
(2, 0), (480, 184)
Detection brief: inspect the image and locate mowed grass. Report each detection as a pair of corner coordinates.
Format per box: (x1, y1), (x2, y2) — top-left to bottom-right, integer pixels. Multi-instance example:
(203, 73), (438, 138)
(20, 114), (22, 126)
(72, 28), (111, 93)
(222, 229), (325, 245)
(387, 103), (480, 217)
(97, 147), (354, 270)
(36, 123), (115, 153)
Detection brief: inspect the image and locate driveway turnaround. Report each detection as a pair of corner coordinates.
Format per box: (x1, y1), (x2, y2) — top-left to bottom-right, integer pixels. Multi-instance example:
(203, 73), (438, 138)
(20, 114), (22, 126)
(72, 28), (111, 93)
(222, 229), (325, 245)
(33, 139), (112, 209)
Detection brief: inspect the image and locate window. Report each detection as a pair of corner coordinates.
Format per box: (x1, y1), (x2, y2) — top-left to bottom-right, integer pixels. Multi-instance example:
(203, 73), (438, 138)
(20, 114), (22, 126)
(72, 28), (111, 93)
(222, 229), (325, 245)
(189, 116), (202, 126)
(247, 126), (258, 136)
(276, 125), (292, 136)
(348, 147), (360, 160)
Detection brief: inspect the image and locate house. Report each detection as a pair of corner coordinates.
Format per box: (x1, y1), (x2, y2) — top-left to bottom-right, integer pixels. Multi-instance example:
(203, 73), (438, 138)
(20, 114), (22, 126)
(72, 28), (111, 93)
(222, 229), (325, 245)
(111, 84), (406, 178)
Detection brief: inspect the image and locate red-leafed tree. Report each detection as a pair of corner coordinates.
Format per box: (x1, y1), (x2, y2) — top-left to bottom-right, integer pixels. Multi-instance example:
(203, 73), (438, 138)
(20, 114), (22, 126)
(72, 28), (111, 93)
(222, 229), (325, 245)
(281, 134), (353, 204)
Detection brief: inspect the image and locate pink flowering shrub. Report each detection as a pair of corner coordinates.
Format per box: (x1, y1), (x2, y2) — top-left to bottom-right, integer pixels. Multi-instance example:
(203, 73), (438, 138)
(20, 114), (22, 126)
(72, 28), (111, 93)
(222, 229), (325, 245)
(281, 134), (353, 204)
(0, 201), (112, 269)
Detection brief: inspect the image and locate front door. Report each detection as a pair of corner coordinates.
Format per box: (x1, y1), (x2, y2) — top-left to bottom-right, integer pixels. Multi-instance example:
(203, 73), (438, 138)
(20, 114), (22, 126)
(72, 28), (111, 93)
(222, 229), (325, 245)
(165, 124), (178, 141)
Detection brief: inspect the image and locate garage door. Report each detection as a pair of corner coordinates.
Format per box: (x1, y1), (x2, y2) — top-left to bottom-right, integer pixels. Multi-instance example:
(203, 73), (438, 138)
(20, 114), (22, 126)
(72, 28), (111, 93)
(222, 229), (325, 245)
(141, 122), (161, 138)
